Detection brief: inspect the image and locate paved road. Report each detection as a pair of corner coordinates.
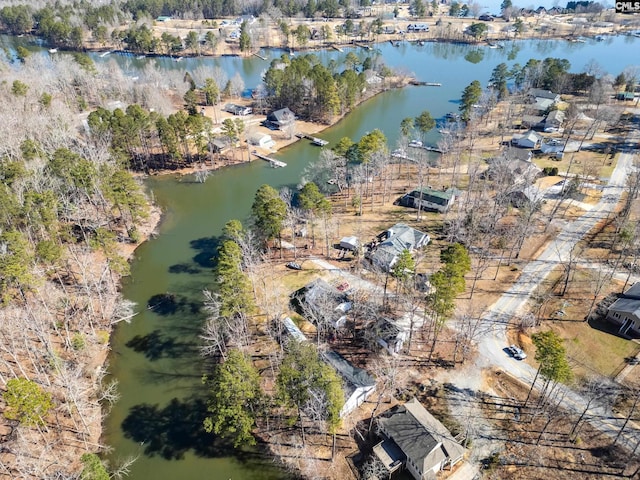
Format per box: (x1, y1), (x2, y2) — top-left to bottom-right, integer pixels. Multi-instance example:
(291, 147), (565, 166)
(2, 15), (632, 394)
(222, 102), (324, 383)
(477, 147), (639, 448)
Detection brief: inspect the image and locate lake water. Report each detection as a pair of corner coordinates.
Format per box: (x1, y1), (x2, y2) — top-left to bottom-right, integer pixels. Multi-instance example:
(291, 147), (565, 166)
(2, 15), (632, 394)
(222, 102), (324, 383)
(2, 33), (638, 479)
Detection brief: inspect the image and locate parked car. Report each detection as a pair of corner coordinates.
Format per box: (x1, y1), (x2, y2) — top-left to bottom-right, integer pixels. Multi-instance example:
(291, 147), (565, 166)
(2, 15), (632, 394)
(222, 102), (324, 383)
(478, 14), (494, 21)
(507, 344), (527, 360)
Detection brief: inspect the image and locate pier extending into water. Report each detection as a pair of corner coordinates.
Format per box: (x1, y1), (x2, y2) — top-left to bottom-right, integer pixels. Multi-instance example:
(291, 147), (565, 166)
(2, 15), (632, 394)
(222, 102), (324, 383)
(296, 133), (329, 146)
(251, 150), (287, 167)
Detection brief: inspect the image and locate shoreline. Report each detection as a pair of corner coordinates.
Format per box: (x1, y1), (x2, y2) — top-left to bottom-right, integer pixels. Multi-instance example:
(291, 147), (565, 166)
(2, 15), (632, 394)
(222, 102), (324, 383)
(79, 29), (626, 62)
(155, 76), (413, 178)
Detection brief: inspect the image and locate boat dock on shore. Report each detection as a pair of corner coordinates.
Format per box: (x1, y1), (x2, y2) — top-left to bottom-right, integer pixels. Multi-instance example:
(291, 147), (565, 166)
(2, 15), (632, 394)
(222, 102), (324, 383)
(296, 133), (329, 146)
(251, 150), (287, 168)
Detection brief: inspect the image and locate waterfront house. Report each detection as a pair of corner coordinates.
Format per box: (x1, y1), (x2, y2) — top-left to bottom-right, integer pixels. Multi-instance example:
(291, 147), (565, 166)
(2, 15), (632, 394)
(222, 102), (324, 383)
(209, 137), (232, 153)
(529, 89), (561, 103)
(265, 108), (296, 130)
(364, 70), (383, 85)
(291, 278), (351, 328)
(374, 398), (466, 479)
(278, 317), (374, 417)
(321, 350), (376, 417)
(246, 132), (276, 150)
(606, 283), (640, 337)
(224, 103), (253, 116)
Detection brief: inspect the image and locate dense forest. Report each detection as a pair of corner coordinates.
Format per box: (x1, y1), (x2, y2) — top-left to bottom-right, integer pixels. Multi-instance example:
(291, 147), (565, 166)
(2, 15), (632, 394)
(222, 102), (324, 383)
(0, 43), (198, 479)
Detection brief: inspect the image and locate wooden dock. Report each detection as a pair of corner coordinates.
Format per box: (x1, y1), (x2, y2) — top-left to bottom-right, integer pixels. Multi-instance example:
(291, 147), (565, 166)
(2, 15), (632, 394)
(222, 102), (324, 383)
(251, 150), (287, 168)
(391, 152), (416, 162)
(331, 45), (343, 52)
(253, 52), (267, 60)
(296, 133), (329, 146)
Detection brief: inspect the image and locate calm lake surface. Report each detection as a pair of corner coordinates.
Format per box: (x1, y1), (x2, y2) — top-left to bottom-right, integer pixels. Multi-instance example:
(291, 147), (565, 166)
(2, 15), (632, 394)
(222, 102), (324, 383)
(5, 33), (638, 479)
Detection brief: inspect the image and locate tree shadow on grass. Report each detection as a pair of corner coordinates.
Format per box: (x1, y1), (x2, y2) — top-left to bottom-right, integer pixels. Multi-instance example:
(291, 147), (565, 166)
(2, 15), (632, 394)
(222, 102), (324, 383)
(126, 330), (197, 361)
(190, 236), (221, 269)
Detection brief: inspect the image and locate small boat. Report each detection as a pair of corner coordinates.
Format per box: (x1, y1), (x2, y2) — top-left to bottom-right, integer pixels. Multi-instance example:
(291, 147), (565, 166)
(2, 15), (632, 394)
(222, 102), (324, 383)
(286, 262), (302, 270)
(136, 55), (146, 60)
(408, 140), (423, 148)
(48, 48), (57, 53)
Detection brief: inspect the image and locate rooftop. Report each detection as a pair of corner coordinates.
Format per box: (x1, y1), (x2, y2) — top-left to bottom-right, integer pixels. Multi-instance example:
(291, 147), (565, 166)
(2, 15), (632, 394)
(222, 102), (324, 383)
(609, 283), (640, 316)
(378, 398), (465, 469)
(322, 350), (376, 389)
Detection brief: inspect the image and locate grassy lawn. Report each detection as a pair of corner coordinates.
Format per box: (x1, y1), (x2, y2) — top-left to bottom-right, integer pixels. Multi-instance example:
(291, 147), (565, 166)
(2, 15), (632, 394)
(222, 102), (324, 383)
(537, 268), (640, 381)
(547, 320), (640, 380)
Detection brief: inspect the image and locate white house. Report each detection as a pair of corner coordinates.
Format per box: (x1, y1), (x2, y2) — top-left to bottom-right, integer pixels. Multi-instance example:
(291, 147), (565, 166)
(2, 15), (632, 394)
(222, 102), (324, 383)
(513, 130), (543, 149)
(607, 283), (640, 336)
(282, 317), (308, 342)
(529, 88), (561, 103)
(246, 132), (275, 150)
(322, 350), (376, 417)
(339, 236), (359, 251)
(375, 398), (466, 479)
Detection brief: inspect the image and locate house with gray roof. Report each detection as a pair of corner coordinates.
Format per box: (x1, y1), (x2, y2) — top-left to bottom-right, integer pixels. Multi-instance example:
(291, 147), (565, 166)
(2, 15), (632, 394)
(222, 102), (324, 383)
(322, 350), (376, 417)
(265, 107), (295, 130)
(607, 283), (640, 337)
(366, 223), (431, 272)
(487, 147), (541, 185)
(291, 278), (352, 328)
(398, 187), (456, 214)
(529, 88), (561, 103)
(374, 398), (466, 479)
(513, 130), (543, 149)
(375, 312), (426, 355)
(544, 109), (565, 132)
